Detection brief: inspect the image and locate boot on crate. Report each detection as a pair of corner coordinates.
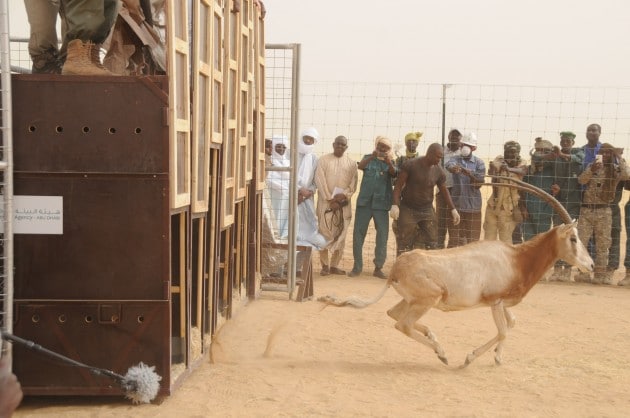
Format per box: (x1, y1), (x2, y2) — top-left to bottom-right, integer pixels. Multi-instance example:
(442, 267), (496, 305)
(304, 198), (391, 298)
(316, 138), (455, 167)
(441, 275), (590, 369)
(62, 39), (115, 76)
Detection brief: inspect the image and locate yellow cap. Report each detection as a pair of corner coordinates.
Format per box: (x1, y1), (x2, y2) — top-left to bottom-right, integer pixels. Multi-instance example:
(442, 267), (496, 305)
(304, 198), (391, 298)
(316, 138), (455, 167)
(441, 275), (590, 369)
(404, 131), (423, 141)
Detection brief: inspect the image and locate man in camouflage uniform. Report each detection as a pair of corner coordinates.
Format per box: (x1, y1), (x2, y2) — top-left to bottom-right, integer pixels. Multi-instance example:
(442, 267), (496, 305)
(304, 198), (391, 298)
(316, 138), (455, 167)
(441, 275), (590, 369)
(575, 143), (629, 284)
(619, 182), (630, 286)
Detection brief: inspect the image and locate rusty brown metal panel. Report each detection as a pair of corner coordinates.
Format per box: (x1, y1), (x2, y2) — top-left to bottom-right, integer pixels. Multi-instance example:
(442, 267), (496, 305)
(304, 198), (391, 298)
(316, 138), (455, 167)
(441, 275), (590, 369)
(12, 301), (171, 396)
(11, 74), (169, 174)
(10, 71), (173, 397)
(14, 173), (169, 300)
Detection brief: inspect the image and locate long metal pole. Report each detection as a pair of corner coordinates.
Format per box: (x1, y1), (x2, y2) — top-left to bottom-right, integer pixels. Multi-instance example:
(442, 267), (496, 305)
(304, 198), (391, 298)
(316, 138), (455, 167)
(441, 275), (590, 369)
(287, 43), (300, 299)
(441, 84), (447, 150)
(440, 84), (451, 166)
(0, 0), (15, 363)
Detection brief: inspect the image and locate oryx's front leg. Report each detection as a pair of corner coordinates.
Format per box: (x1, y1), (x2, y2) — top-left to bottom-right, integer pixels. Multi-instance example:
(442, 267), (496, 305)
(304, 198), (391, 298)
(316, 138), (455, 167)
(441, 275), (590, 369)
(504, 306), (516, 329)
(462, 301), (508, 368)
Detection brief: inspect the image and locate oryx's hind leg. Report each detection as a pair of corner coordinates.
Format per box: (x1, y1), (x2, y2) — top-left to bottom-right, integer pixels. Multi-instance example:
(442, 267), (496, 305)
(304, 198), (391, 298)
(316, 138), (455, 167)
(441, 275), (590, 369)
(394, 301), (448, 365)
(387, 299), (437, 342)
(462, 301), (508, 368)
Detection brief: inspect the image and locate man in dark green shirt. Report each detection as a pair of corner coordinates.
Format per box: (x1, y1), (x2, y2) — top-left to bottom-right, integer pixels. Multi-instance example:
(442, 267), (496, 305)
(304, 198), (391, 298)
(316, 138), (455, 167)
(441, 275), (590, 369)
(348, 136), (397, 279)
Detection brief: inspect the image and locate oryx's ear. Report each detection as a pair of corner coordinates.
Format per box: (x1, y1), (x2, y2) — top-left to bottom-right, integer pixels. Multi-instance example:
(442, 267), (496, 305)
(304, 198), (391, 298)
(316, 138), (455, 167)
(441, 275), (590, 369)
(559, 223), (575, 235)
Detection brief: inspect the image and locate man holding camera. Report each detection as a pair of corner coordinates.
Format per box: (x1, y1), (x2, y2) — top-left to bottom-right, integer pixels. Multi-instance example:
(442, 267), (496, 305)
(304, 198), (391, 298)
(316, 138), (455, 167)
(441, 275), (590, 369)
(576, 143), (629, 284)
(348, 136), (397, 279)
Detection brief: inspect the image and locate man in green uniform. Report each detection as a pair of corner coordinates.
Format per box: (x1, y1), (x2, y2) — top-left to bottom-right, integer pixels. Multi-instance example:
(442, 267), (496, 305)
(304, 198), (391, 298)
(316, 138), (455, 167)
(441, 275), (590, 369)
(348, 136), (397, 279)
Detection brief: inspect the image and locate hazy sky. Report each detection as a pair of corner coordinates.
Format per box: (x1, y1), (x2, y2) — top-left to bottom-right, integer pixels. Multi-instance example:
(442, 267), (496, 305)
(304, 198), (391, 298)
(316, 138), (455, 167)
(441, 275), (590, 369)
(8, 1), (629, 86)
(264, 0), (630, 86)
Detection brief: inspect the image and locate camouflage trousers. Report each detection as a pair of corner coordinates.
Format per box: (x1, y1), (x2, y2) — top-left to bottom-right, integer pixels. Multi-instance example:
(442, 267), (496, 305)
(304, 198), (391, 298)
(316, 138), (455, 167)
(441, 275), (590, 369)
(483, 206), (517, 244)
(577, 206), (612, 271)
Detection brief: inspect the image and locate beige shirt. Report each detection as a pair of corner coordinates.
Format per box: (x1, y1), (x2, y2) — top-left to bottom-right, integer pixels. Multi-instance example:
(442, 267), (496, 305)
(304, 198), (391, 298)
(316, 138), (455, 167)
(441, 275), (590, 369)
(488, 156), (524, 212)
(314, 153), (358, 220)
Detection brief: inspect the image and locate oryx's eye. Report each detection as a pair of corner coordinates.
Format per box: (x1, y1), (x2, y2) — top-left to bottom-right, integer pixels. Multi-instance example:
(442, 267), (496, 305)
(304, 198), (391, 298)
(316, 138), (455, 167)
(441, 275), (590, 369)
(570, 237), (577, 243)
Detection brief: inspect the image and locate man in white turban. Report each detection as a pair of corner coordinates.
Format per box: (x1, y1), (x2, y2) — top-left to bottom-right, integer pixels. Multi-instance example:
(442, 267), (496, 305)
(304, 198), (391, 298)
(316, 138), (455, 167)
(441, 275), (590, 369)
(296, 127), (328, 250)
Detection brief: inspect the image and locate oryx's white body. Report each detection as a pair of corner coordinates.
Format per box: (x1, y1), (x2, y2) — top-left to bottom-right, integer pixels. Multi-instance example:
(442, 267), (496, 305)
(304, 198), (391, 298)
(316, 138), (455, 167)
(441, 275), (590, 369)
(319, 222), (593, 367)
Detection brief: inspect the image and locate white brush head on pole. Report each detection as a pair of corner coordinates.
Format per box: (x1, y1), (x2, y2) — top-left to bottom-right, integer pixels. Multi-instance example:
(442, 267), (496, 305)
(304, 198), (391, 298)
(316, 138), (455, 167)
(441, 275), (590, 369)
(121, 362), (162, 404)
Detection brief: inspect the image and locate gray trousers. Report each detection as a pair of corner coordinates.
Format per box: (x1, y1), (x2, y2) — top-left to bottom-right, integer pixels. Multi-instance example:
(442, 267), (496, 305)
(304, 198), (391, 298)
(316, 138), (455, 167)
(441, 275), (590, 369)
(63, 0), (120, 44)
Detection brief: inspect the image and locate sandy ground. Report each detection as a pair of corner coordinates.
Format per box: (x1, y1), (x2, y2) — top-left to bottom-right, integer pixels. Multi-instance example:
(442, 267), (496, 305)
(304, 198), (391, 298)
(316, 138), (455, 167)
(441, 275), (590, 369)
(13, 186), (630, 417)
(13, 269), (630, 417)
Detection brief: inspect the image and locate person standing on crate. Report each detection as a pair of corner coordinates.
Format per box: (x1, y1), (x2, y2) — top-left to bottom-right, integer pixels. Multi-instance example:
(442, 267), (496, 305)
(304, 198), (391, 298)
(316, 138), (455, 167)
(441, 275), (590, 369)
(24, 0), (120, 75)
(23, 0), (63, 73)
(314, 135), (358, 276)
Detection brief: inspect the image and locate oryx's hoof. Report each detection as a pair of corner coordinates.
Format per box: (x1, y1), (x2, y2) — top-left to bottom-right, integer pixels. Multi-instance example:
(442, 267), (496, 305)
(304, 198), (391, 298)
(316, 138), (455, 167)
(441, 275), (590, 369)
(462, 354), (474, 368)
(494, 356), (502, 366)
(437, 354), (448, 365)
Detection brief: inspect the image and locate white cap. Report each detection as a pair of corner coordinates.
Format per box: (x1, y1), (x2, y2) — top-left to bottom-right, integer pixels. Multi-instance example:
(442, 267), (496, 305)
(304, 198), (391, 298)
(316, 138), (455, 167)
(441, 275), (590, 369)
(461, 132), (477, 147)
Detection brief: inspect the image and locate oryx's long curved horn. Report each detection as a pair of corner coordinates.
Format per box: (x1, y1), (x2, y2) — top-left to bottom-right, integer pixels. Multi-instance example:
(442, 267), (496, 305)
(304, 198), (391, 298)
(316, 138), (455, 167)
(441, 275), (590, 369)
(487, 175), (572, 224)
(478, 181), (561, 216)
(479, 182), (546, 200)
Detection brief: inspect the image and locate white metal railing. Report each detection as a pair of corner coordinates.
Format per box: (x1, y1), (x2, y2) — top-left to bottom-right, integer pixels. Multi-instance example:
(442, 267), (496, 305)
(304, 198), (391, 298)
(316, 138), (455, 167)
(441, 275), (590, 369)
(0, 0), (15, 362)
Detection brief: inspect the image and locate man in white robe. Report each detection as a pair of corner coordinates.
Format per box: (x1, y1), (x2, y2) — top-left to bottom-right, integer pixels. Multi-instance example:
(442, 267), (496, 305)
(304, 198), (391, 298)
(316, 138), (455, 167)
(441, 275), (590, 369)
(296, 127), (328, 251)
(266, 135), (290, 239)
(314, 135), (358, 275)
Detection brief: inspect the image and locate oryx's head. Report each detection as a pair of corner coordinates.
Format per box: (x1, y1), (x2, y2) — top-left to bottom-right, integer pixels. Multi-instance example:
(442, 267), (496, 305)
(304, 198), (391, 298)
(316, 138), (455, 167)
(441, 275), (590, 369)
(555, 222), (594, 273)
(485, 175), (594, 273)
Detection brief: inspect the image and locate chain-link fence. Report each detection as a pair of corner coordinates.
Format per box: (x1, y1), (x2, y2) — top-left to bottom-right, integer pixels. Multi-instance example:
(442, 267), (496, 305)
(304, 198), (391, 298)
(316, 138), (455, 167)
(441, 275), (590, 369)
(264, 47), (630, 281)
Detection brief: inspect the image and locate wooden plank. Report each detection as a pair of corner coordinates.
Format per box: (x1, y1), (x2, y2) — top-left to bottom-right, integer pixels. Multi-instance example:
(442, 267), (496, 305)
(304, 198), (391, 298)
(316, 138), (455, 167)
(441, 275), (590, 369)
(179, 212), (187, 338)
(167, 0), (191, 209)
(191, 0), (213, 213)
(254, 3), (266, 192)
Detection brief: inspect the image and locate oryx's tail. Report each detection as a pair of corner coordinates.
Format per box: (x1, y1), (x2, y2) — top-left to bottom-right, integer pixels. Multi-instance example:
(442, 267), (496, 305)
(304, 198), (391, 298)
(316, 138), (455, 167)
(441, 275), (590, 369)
(317, 282), (389, 308)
